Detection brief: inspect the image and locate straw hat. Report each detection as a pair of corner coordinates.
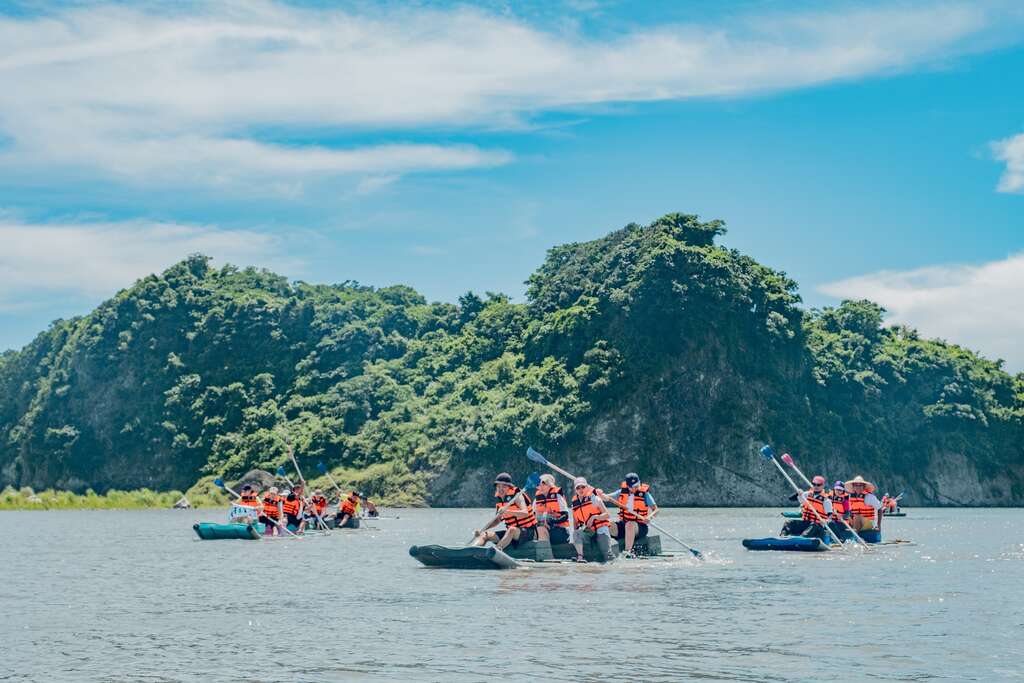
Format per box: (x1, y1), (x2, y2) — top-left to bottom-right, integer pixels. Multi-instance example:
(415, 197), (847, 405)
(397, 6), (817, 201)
(844, 475), (875, 493)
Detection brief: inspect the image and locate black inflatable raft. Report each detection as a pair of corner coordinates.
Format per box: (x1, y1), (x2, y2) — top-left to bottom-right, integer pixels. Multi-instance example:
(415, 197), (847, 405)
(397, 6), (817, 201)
(409, 544), (519, 570)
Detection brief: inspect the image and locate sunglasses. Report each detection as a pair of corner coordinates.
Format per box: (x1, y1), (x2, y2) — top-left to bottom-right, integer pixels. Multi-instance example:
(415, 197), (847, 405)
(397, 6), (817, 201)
(574, 485), (587, 490)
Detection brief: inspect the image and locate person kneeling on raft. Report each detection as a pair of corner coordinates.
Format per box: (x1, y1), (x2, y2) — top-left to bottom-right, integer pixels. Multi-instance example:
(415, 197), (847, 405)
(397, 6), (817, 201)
(472, 472), (538, 551)
(533, 473), (571, 545)
(282, 487), (305, 533)
(258, 486), (284, 536)
(570, 477), (614, 563)
(335, 490), (372, 529)
(608, 472), (658, 558)
(780, 475), (838, 540)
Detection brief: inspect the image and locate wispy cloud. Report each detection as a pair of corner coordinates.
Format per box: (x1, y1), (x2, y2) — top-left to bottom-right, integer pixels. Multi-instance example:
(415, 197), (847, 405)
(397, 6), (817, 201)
(992, 132), (1024, 193)
(0, 1), (1017, 193)
(820, 253), (1024, 371)
(0, 217), (297, 310)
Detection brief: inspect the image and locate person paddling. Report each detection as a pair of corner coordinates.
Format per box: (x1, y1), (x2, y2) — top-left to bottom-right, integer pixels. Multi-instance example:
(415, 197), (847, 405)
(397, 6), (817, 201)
(570, 477), (614, 563)
(282, 489), (304, 533)
(831, 481), (850, 525)
(259, 486), (284, 536)
(846, 476), (882, 531)
(533, 474), (571, 546)
(781, 475), (833, 539)
(472, 472), (538, 551)
(335, 490), (363, 529)
(306, 489), (328, 529)
(609, 472), (658, 558)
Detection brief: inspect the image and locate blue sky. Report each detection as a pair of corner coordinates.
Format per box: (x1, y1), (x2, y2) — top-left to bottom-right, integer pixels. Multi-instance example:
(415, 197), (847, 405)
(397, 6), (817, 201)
(1, 1), (1022, 367)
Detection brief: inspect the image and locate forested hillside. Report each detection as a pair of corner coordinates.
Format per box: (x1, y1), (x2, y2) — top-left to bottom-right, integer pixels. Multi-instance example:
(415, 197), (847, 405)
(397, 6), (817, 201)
(2, 214), (1022, 505)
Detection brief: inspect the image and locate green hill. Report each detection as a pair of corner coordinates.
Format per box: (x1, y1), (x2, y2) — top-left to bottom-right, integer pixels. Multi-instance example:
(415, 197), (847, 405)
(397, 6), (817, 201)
(2, 213), (1021, 505)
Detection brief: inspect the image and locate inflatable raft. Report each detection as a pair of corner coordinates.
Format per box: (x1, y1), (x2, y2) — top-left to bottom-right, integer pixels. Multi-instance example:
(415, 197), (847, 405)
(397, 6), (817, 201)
(781, 510), (905, 519)
(409, 545), (519, 570)
(742, 536), (830, 551)
(194, 522), (261, 540)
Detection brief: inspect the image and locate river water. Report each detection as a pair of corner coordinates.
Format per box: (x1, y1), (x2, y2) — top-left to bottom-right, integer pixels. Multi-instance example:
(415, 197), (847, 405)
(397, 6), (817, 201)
(3, 507), (1022, 682)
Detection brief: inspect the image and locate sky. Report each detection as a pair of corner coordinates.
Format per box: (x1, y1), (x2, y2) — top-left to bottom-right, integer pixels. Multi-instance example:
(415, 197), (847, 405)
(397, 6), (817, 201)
(0, 0), (1022, 368)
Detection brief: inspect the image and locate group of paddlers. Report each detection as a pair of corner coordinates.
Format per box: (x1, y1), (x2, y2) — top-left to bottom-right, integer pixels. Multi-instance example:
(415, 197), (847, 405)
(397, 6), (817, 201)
(470, 471), (658, 562)
(781, 474), (901, 540)
(229, 482), (378, 535)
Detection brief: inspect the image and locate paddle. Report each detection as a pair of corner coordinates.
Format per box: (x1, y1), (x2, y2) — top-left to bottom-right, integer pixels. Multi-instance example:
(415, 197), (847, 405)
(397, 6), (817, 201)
(526, 447), (704, 560)
(214, 478), (299, 539)
(780, 453), (871, 550)
(470, 472), (540, 545)
(315, 461), (365, 523)
(759, 446), (846, 549)
(275, 466), (330, 533)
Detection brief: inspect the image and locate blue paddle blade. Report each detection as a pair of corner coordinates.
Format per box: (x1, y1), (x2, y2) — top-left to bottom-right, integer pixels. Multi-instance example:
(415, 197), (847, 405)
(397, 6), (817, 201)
(316, 462), (327, 474)
(276, 466), (287, 476)
(525, 447), (549, 465)
(759, 445), (775, 460)
(213, 478), (225, 488)
(690, 548), (704, 560)
(525, 471), (541, 490)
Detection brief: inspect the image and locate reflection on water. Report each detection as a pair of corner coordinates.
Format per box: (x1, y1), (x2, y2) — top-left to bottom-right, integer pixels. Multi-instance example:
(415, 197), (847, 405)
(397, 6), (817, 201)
(2, 507), (1023, 682)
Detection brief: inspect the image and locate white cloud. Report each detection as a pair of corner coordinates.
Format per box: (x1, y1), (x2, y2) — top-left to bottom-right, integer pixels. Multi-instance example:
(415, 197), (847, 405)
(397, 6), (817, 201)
(992, 132), (1024, 193)
(0, 218), (297, 310)
(0, 1), (1017, 192)
(819, 254), (1024, 371)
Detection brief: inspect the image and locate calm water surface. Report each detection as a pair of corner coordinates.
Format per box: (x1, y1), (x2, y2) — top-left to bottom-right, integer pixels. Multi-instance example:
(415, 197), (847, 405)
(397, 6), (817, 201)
(3, 508), (1023, 682)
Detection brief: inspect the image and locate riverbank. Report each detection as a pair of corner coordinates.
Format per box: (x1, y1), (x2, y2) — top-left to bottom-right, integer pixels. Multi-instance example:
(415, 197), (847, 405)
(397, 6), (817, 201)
(0, 486), (227, 510)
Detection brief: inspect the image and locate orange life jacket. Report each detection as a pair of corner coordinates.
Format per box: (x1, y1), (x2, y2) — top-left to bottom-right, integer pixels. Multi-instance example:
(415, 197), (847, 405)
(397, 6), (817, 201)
(310, 495), (327, 516)
(617, 483), (651, 522)
(239, 492), (261, 508)
(848, 493), (877, 522)
(533, 487), (569, 528)
(262, 494), (282, 519)
(495, 487), (537, 529)
(282, 496), (301, 517)
(830, 493), (849, 521)
(572, 487), (609, 530)
(801, 489), (829, 522)
(340, 492), (359, 516)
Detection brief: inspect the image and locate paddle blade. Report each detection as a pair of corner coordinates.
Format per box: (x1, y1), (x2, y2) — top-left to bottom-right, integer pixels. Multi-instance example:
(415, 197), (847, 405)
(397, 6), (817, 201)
(276, 466), (287, 477)
(525, 447), (549, 466)
(759, 445), (775, 460)
(525, 472), (541, 490)
(316, 462), (328, 474)
(213, 478), (225, 488)
(690, 548), (704, 560)
(780, 453), (794, 466)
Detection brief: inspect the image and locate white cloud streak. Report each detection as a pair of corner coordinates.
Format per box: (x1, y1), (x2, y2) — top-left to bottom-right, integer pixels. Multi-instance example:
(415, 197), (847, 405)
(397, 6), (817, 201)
(820, 254), (1024, 371)
(992, 132), (1024, 193)
(0, 1), (1016, 193)
(0, 218), (296, 310)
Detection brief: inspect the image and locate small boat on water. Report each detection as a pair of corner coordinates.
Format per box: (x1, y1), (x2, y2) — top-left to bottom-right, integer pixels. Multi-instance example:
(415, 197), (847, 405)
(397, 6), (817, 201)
(780, 510), (906, 518)
(409, 534), (664, 569)
(409, 544), (520, 569)
(742, 529), (914, 552)
(193, 522), (261, 540)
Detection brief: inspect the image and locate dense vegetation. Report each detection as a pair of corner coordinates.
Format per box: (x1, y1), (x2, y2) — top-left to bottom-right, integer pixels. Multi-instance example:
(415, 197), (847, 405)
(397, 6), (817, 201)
(1, 214), (1021, 506)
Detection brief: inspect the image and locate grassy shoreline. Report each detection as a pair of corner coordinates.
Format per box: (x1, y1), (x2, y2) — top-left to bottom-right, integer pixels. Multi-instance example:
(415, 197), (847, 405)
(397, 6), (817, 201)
(0, 486), (228, 510)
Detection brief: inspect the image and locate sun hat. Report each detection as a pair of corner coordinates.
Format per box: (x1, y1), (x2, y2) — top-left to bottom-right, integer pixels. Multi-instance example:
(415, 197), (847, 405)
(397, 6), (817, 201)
(812, 475), (826, 485)
(573, 476), (589, 488)
(833, 481), (846, 491)
(844, 475), (876, 493)
(494, 472), (514, 486)
(624, 472), (640, 486)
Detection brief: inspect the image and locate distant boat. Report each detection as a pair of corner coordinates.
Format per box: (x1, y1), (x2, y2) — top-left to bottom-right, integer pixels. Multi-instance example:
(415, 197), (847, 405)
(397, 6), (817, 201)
(173, 496), (191, 509)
